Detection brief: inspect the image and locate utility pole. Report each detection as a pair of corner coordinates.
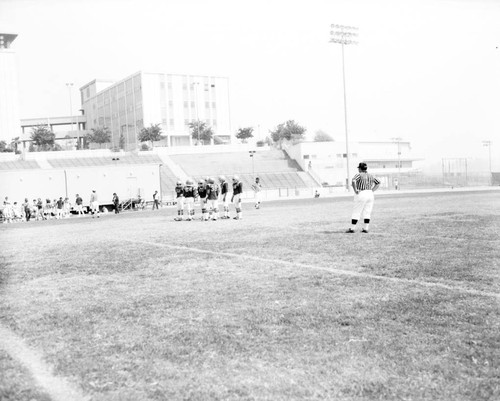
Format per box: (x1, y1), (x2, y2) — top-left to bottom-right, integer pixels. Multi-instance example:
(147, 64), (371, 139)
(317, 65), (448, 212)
(483, 140), (492, 185)
(65, 83), (74, 131)
(249, 150), (256, 177)
(330, 24), (358, 191)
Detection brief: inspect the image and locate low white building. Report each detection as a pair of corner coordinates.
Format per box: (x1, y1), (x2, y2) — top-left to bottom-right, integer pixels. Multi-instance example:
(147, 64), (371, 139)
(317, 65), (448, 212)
(286, 140), (420, 188)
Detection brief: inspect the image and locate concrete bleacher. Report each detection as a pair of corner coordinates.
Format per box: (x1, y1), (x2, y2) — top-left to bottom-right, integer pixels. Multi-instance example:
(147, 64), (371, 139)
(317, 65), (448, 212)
(170, 149), (315, 189)
(0, 160), (40, 170)
(47, 154), (163, 168)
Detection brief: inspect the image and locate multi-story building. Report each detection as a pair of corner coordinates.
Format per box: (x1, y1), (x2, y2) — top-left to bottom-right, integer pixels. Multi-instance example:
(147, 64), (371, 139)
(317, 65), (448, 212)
(0, 33), (21, 144)
(80, 72), (231, 150)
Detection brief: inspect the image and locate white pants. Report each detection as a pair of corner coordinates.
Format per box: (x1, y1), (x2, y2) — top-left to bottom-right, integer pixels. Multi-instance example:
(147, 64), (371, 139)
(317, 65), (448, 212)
(91, 201), (99, 212)
(176, 197), (184, 211)
(351, 190), (375, 221)
(232, 194), (242, 208)
(207, 199), (218, 211)
(184, 197), (194, 213)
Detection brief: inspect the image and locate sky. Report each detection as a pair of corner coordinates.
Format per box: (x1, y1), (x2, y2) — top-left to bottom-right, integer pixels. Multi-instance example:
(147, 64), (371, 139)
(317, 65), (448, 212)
(1, 0), (499, 167)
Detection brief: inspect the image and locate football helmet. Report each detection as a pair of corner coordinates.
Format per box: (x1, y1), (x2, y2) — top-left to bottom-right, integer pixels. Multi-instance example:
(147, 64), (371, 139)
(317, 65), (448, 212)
(232, 175), (239, 182)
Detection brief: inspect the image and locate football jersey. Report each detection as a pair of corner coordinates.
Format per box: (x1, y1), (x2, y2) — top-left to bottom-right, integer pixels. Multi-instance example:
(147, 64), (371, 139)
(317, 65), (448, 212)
(183, 186), (197, 198)
(352, 173), (380, 191)
(220, 181), (229, 195)
(206, 183), (219, 200)
(233, 181), (243, 195)
(197, 186), (207, 199)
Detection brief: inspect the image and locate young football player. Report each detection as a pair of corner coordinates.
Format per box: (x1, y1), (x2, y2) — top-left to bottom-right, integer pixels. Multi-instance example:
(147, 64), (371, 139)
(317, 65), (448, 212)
(182, 179), (198, 220)
(206, 177), (220, 221)
(197, 179), (208, 220)
(174, 180), (184, 221)
(251, 177), (262, 209)
(231, 175), (243, 220)
(218, 175), (230, 219)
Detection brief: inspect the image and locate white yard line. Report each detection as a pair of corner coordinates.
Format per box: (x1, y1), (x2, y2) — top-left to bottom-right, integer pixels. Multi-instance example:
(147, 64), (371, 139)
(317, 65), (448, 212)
(129, 239), (500, 300)
(0, 325), (89, 401)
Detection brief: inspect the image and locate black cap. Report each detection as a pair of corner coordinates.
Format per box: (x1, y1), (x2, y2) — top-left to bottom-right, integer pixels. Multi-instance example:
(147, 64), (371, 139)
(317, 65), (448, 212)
(357, 162), (368, 170)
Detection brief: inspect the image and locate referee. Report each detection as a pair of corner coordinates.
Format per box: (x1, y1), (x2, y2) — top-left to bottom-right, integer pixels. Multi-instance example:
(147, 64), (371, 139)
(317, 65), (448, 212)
(346, 162), (380, 233)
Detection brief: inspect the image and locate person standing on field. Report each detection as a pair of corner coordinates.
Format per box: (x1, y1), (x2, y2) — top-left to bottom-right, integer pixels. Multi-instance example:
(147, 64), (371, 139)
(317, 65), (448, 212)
(90, 190), (100, 218)
(346, 162), (380, 233)
(74, 194), (84, 215)
(152, 190), (159, 210)
(112, 192), (120, 214)
(251, 177), (262, 209)
(218, 175), (230, 219)
(231, 175), (243, 220)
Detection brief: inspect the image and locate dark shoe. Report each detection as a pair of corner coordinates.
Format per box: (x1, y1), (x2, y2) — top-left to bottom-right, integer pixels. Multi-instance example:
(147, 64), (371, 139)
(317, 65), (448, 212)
(345, 228), (355, 233)
(361, 229), (369, 233)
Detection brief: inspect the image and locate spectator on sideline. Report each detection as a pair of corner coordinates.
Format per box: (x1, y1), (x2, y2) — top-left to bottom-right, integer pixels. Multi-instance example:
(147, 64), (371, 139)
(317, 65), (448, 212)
(112, 192), (120, 214)
(74, 194), (84, 215)
(56, 197), (64, 219)
(22, 198), (31, 222)
(152, 190), (159, 210)
(90, 190), (100, 218)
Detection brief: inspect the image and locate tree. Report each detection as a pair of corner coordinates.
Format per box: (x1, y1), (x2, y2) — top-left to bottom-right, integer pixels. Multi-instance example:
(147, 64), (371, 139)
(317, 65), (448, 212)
(235, 127), (254, 143)
(314, 130), (334, 142)
(86, 127), (111, 149)
(189, 120), (214, 145)
(269, 120), (306, 148)
(138, 123), (164, 148)
(0, 140), (12, 152)
(30, 125), (56, 151)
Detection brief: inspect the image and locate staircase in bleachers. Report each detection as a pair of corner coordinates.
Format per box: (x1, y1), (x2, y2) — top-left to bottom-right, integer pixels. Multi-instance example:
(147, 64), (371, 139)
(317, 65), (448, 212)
(160, 165), (179, 196)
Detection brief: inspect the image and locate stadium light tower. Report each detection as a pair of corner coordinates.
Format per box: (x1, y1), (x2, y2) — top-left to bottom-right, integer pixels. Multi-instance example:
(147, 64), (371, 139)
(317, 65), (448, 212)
(330, 24), (358, 191)
(482, 140), (492, 185)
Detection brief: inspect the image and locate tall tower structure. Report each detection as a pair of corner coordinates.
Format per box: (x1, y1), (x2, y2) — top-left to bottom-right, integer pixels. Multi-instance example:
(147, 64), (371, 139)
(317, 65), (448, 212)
(0, 33), (21, 144)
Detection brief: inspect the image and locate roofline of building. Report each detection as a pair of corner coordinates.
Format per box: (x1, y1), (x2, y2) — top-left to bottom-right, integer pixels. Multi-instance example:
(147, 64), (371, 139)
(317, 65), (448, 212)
(80, 70), (229, 95)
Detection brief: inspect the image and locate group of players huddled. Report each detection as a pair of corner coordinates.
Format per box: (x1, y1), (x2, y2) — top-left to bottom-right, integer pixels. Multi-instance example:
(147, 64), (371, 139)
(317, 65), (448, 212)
(174, 175), (245, 221)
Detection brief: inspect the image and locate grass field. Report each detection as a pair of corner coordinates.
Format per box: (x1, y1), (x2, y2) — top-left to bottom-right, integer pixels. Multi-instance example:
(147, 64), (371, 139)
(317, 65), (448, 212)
(1, 190), (499, 401)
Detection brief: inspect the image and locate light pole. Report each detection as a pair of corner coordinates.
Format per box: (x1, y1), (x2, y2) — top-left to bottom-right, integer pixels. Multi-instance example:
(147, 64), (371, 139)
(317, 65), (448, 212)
(65, 83), (74, 132)
(391, 137), (402, 190)
(249, 150), (256, 177)
(482, 140), (492, 185)
(330, 24), (358, 191)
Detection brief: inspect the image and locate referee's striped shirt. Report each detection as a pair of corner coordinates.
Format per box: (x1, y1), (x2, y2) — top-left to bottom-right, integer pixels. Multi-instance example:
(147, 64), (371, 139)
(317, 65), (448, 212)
(352, 172), (380, 191)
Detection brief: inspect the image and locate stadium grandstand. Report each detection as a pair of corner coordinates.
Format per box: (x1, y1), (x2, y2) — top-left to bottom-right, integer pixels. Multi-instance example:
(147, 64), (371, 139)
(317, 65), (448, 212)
(169, 149), (318, 190)
(0, 147), (319, 208)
